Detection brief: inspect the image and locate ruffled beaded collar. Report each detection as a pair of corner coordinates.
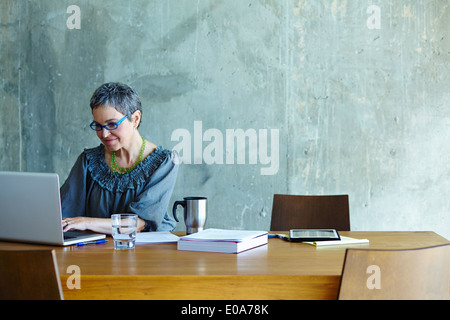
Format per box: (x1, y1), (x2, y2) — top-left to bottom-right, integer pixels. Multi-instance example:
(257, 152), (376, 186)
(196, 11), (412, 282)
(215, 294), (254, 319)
(84, 144), (171, 192)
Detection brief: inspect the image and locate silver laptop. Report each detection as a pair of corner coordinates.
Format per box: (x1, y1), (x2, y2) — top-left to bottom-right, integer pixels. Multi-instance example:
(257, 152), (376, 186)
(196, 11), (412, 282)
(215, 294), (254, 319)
(0, 171), (106, 246)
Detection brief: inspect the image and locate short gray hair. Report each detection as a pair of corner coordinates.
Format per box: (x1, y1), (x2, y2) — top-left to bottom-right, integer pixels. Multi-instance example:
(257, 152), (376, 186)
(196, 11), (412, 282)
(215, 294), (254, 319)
(90, 82), (142, 127)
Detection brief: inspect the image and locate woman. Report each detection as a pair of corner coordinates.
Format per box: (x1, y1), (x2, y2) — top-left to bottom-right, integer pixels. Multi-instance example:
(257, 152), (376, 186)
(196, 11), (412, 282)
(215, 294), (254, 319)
(61, 82), (178, 234)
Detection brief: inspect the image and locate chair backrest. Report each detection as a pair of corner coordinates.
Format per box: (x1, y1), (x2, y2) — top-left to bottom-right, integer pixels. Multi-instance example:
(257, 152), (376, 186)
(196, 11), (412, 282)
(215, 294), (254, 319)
(270, 194), (350, 231)
(338, 244), (450, 300)
(0, 249), (63, 300)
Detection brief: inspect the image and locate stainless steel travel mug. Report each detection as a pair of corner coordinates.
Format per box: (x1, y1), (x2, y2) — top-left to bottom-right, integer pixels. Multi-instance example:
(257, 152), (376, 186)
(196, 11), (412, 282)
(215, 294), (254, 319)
(172, 197), (207, 234)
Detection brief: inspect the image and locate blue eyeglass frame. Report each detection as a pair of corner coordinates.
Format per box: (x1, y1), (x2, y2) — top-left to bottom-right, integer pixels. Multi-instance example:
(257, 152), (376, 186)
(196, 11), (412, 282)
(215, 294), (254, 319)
(90, 115), (128, 131)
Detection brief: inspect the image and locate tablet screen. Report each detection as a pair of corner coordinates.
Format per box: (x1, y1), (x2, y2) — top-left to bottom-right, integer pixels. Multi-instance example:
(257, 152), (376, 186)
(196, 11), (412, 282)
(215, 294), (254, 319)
(289, 229), (340, 241)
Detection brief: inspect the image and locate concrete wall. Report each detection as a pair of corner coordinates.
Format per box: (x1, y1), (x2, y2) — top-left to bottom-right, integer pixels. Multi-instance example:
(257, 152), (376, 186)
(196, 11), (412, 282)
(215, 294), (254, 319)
(1, 0), (449, 239)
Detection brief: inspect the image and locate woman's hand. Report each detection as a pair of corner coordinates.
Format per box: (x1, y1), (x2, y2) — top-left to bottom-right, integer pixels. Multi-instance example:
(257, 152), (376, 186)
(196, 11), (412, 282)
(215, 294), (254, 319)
(63, 217), (113, 234)
(63, 216), (146, 234)
(63, 217), (90, 232)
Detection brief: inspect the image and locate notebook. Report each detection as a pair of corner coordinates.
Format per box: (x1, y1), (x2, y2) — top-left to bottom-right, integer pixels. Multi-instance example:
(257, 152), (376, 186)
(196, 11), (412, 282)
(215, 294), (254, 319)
(303, 236), (369, 247)
(136, 231), (180, 244)
(177, 228), (268, 253)
(0, 171), (105, 246)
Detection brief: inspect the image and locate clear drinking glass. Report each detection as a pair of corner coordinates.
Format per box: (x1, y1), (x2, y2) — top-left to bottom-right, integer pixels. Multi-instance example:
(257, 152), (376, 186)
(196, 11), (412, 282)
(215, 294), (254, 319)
(111, 214), (138, 250)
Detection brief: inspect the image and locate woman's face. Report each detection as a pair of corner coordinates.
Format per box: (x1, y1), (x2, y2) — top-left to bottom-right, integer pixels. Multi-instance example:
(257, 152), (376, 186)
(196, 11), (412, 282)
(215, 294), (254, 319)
(92, 105), (137, 152)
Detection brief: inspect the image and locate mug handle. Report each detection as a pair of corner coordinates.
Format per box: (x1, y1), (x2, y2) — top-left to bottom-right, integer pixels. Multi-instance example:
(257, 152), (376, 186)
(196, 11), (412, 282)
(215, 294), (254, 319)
(172, 200), (186, 222)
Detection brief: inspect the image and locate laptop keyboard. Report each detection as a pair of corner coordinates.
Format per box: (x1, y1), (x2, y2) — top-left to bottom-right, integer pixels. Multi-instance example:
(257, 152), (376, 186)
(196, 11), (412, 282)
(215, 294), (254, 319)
(64, 232), (88, 239)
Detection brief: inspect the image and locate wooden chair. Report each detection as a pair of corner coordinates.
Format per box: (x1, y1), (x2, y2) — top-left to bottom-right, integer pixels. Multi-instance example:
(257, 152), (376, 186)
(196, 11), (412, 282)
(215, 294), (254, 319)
(270, 194), (350, 231)
(338, 244), (450, 300)
(0, 249), (64, 300)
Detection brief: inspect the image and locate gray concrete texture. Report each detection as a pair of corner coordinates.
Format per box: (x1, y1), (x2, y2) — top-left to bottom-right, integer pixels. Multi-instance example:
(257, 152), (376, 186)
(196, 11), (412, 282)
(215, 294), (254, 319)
(1, 1), (449, 239)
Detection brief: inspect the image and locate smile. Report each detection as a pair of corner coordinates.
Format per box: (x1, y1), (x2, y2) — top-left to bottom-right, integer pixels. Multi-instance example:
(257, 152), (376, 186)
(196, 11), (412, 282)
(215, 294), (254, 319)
(103, 138), (117, 144)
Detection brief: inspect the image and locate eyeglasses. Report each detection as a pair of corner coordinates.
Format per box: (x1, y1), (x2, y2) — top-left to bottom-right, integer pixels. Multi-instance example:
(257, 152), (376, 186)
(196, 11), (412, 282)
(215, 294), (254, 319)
(90, 115), (128, 131)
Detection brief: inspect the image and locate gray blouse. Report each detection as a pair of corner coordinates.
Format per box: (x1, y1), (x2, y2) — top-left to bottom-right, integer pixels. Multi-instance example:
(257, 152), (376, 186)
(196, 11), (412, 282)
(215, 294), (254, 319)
(60, 145), (178, 232)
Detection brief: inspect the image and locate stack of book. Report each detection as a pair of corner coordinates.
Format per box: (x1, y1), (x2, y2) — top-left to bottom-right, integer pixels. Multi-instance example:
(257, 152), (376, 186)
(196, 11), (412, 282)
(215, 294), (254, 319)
(177, 228), (268, 253)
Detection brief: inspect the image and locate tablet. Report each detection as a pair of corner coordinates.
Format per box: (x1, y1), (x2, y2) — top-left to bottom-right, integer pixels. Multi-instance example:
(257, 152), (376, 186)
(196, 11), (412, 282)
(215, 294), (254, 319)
(289, 229), (340, 242)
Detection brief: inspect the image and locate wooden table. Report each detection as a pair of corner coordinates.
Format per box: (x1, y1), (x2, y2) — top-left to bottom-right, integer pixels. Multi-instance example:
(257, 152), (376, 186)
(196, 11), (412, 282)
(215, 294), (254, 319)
(0, 231), (448, 300)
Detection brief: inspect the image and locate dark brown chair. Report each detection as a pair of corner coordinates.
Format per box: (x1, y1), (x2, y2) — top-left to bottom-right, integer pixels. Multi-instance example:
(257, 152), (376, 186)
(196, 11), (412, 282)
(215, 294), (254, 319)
(338, 244), (450, 300)
(270, 194), (350, 231)
(0, 249), (63, 300)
